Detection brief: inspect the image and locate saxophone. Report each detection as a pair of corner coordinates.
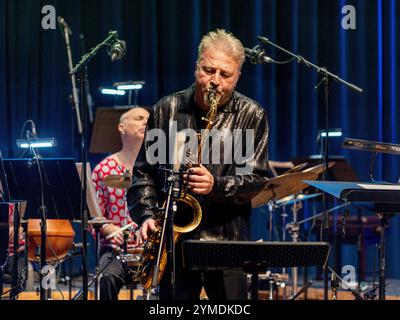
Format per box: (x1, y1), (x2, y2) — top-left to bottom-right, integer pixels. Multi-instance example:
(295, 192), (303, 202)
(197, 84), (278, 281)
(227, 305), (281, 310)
(134, 87), (220, 290)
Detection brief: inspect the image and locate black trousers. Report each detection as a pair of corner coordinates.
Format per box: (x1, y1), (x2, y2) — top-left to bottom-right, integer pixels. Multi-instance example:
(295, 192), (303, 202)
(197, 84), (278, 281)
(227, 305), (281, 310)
(160, 267), (248, 300)
(99, 250), (132, 300)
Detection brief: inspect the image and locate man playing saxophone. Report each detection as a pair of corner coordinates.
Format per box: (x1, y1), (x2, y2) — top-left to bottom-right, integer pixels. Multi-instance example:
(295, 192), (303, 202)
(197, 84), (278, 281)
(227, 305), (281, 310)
(128, 29), (269, 300)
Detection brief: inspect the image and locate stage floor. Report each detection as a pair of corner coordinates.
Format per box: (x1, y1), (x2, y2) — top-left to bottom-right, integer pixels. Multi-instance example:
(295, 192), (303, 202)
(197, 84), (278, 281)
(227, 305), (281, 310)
(3, 277), (400, 300)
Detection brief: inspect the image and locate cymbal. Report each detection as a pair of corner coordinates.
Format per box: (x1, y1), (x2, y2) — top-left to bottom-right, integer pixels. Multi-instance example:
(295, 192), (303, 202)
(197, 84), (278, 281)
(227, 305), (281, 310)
(284, 162), (308, 174)
(103, 174), (132, 189)
(251, 171), (319, 208)
(276, 193), (321, 207)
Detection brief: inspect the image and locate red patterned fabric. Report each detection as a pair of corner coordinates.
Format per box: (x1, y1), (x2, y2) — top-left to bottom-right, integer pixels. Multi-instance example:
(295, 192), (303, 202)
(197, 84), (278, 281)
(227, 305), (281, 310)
(92, 157), (137, 251)
(8, 203), (25, 255)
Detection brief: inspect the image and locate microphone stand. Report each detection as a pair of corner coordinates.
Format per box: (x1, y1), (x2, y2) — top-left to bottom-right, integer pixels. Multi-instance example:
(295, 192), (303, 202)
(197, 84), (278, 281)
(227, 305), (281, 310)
(27, 138), (49, 300)
(151, 167), (184, 300)
(59, 18), (82, 135)
(257, 35), (363, 300)
(72, 249), (119, 300)
(70, 31), (119, 300)
(70, 31), (118, 75)
(79, 33), (95, 124)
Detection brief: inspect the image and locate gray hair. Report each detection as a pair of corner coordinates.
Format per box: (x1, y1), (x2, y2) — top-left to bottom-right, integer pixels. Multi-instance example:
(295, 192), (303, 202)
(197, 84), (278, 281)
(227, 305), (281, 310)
(197, 29), (245, 69)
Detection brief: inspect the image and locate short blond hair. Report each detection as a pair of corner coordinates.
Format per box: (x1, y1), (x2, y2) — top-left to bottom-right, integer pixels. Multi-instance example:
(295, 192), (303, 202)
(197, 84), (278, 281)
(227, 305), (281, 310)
(197, 29), (245, 69)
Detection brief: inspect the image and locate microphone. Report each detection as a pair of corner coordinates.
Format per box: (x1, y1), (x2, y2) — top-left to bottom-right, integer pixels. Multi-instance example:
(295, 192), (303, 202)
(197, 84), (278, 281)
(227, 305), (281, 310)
(57, 16), (72, 35)
(31, 120), (37, 138)
(244, 45), (274, 64)
(109, 39), (127, 62)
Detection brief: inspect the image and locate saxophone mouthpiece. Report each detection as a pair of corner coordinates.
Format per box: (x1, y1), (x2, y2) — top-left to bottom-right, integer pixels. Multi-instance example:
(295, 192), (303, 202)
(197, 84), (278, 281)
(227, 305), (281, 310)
(205, 87), (219, 106)
(207, 88), (216, 98)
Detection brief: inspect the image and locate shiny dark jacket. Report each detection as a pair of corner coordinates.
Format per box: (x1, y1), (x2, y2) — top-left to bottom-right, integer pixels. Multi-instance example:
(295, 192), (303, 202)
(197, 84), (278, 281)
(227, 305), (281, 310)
(127, 85), (269, 241)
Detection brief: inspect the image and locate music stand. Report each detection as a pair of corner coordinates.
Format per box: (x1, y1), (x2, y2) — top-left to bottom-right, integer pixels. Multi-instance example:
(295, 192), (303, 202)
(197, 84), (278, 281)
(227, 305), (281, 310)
(304, 180), (400, 300)
(2, 158), (83, 221)
(181, 240), (330, 300)
(89, 107), (130, 154)
(1, 158), (83, 299)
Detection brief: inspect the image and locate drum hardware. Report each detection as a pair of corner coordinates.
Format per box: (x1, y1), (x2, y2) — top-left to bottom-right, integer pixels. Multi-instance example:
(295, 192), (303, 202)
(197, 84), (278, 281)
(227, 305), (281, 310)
(247, 271), (289, 300)
(331, 272), (339, 300)
(118, 250), (142, 269)
(252, 171), (319, 242)
(103, 173), (132, 189)
(327, 266), (364, 300)
(285, 202), (349, 299)
(118, 247), (144, 292)
(275, 193), (320, 299)
(290, 280), (313, 300)
(97, 173), (139, 299)
(252, 171), (320, 298)
(72, 248), (121, 300)
(276, 193), (321, 207)
(264, 271), (289, 300)
(72, 217), (117, 300)
(251, 171), (319, 209)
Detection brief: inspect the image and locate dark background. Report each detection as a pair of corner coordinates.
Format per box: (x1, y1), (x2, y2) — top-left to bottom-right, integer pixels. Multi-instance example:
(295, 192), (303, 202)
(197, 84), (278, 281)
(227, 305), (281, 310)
(1, 0), (400, 279)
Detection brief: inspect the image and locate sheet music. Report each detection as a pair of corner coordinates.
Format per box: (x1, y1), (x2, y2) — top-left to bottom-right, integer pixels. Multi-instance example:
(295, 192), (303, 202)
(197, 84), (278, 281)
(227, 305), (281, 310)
(75, 162), (103, 218)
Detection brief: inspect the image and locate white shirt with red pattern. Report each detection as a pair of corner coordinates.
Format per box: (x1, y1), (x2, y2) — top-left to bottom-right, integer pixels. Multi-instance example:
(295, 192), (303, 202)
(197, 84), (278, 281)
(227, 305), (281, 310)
(8, 203), (25, 255)
(92, 157), (137, 251)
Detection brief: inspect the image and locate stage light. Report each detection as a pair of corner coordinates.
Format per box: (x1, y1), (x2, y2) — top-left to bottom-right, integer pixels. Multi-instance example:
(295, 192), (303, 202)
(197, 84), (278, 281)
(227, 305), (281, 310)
(318, 129), (343, 138)
(16, 138), (57, 149)
(117, 84), (143, 90)
(100, 88), (126, 96)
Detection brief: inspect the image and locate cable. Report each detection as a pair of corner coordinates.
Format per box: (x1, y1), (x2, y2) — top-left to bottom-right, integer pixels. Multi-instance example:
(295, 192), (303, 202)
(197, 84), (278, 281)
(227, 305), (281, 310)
(1, 267), (27, 298)
(46, 240), (65, 299)
(30, 147), (45, 214)
(18, 120), (35, 140)
(55, 264), (65, 300)
(17, 120), (36, 158)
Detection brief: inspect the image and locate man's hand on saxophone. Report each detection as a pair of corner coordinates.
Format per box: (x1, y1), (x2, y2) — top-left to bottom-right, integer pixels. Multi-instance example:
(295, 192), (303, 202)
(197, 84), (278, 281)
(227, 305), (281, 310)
(137, 218), (157, 245)
(184, 164), (214, 195)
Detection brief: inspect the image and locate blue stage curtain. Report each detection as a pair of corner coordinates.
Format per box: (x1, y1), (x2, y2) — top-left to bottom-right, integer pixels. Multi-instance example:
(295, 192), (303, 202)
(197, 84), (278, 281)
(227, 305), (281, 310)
(1, 0), (399, 278)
